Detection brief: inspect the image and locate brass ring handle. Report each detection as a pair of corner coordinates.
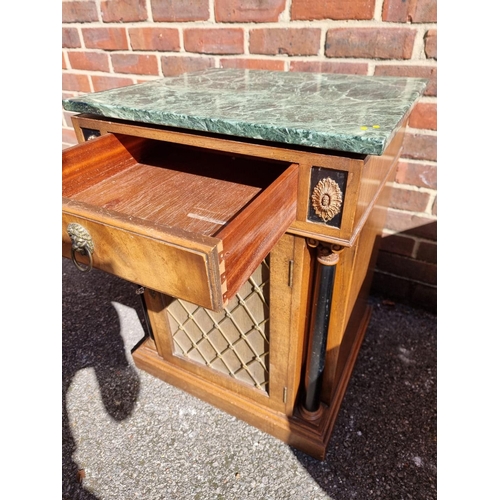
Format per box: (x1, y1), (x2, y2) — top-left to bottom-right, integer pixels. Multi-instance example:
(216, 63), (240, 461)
(67, 223), (95, 273)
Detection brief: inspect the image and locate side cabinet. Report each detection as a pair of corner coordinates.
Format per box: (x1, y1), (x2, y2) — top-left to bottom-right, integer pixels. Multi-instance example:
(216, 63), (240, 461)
(61, 63), (428, 460)
(62, 112), (402, 459)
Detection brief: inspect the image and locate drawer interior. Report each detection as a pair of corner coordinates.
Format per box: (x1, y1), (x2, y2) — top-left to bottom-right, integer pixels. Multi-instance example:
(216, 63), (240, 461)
(63, 133), (289, 238)
(63, 133), (298, 310)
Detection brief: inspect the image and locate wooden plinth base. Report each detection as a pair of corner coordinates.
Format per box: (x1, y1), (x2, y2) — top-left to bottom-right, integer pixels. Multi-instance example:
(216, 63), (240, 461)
(132, 302), (372, 461)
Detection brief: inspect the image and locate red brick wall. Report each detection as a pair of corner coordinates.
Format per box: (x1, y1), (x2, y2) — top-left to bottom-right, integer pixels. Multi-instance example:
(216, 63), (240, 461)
(62, 0), (437, 312)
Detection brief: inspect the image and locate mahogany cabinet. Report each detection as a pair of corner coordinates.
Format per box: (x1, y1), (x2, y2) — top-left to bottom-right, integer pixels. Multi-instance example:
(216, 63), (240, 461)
(62, 69), (426, 459)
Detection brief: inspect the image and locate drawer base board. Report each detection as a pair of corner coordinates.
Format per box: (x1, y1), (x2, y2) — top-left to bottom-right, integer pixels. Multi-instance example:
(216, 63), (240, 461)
(132, 301), (372, 461)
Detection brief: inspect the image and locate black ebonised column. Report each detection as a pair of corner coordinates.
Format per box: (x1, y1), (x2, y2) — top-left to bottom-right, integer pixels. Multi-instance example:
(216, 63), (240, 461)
(301, 242), (340, 419)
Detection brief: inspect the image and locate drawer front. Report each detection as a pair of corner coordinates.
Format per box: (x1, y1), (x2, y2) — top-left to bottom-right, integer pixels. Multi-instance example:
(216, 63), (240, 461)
(62, 212), (224, 310)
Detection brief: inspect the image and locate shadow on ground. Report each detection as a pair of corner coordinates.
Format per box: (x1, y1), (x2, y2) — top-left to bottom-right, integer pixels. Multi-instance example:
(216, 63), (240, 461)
(293, 299), (437, 499)
(62, 260), (144, 499)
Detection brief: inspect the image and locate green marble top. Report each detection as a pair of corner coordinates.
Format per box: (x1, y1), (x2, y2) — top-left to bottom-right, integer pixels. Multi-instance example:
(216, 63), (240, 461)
(63, 69), (427, 156)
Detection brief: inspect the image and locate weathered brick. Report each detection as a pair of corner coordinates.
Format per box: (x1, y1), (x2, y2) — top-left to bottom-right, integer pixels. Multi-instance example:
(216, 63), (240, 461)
(395, 160), (437, 190)
(63, 110), (76, 128)
(402, 131), (437, 161)
(325, 28), (416, 59)
(68, 51), (110, 72)
(385, 209), (436, 240)
(291, 0), (375, 20)
(184, 28), (244, 55)
(215, 0), (286, 22)
(416, 241), (437, 264)
(63, 52), (67, 70)
(376, 251), (436, 285)
(151, 0), (209, 21)
(380, 233), (415, 257)
(372, 271), (436, 313)
(129, 28), (180, 52)
(62, 72), (91, 92)
(249, 28), (321, 56)
(408, 101), (436, 130)
(62, 28), (81, 48)
(374, 64), (437, 96)
(411, 283), (436, 314)
(82, 27), (128, 50)
(382, 0), (437, 23)
(220, 58), (285, 71)
(62, 1), (98, 22)
(161, 56), (216, 77)
(111, 54), (159, 75)
(407, 220), (436, 241)
(101, 0), (147, 22)
(424, 29), (437, 59)
(389, 186), (430, 212)
(91, 75), (134, 92)
(290, 60), (368, 75)
(62, 127), (78, 147)
(371, 272), (411, 302)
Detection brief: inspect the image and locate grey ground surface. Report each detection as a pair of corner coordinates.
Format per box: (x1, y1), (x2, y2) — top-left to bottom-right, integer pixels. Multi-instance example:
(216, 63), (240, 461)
(63, 257), (436, 500)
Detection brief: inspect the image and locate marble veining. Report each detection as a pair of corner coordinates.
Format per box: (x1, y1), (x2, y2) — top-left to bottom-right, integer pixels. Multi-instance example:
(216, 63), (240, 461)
(63, 69), (427, 155)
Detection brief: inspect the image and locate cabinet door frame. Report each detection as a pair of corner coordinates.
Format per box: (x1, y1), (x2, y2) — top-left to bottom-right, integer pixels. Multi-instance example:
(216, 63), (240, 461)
(141, 233), (311, 415)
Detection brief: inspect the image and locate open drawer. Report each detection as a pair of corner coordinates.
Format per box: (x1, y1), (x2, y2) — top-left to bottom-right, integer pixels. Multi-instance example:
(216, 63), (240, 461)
(62, 133), (298, 311)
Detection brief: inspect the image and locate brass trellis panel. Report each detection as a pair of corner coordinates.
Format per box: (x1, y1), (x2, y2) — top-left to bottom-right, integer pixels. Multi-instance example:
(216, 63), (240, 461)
(167, 259), (270, 392)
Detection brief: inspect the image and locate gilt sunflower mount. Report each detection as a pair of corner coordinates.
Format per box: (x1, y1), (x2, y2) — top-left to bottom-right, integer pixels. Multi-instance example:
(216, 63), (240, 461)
(307, 167), (347, 228)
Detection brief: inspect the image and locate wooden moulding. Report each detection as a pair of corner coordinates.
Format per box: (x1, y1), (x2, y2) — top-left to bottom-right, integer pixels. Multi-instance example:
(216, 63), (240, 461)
(62, 132), (298, 311)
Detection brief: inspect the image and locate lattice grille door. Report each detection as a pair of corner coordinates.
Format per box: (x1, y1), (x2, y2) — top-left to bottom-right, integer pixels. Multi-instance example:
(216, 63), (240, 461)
(167, 258), (270, 392)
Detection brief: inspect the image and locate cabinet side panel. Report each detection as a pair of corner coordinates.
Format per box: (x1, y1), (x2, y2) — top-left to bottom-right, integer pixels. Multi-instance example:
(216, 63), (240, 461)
(320, 152), (397, 403)
(352, 120), (406, 233)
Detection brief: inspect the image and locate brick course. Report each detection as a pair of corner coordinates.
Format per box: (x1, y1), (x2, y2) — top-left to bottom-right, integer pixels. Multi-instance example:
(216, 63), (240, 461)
(62, 72), (91, 93)
(101, 0), (147, 22)
(325, 28), (416, 59)
(382, 0), (437, 23)
(250, 28), (321, 56)
(220, 58), (285, 71)
(62, 0), (438, 309)
(62, 28), (81, 48)
(402, 132), (437, 161)
(91, 75), (134, 91)
(111, 53), (159, 75)
(129, 28), (180, 52)
(409, 102), (437, 130)
(151, 0), (209, 22)
(380, 234), (415, 258)
(290, 60), (369, 75)
(184, 28), (244, 54)
(395, 161), (437, 190)
(291, 0), (376, 20)
(389, 187), (431, 212)
(215, 0), (286, 23)
(68, 51), (110, 72)
(374, 64), (437, 96)
(62, 1), (98, 23)
(161, 55), (216, 77)
(82, 27), (129, 50)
